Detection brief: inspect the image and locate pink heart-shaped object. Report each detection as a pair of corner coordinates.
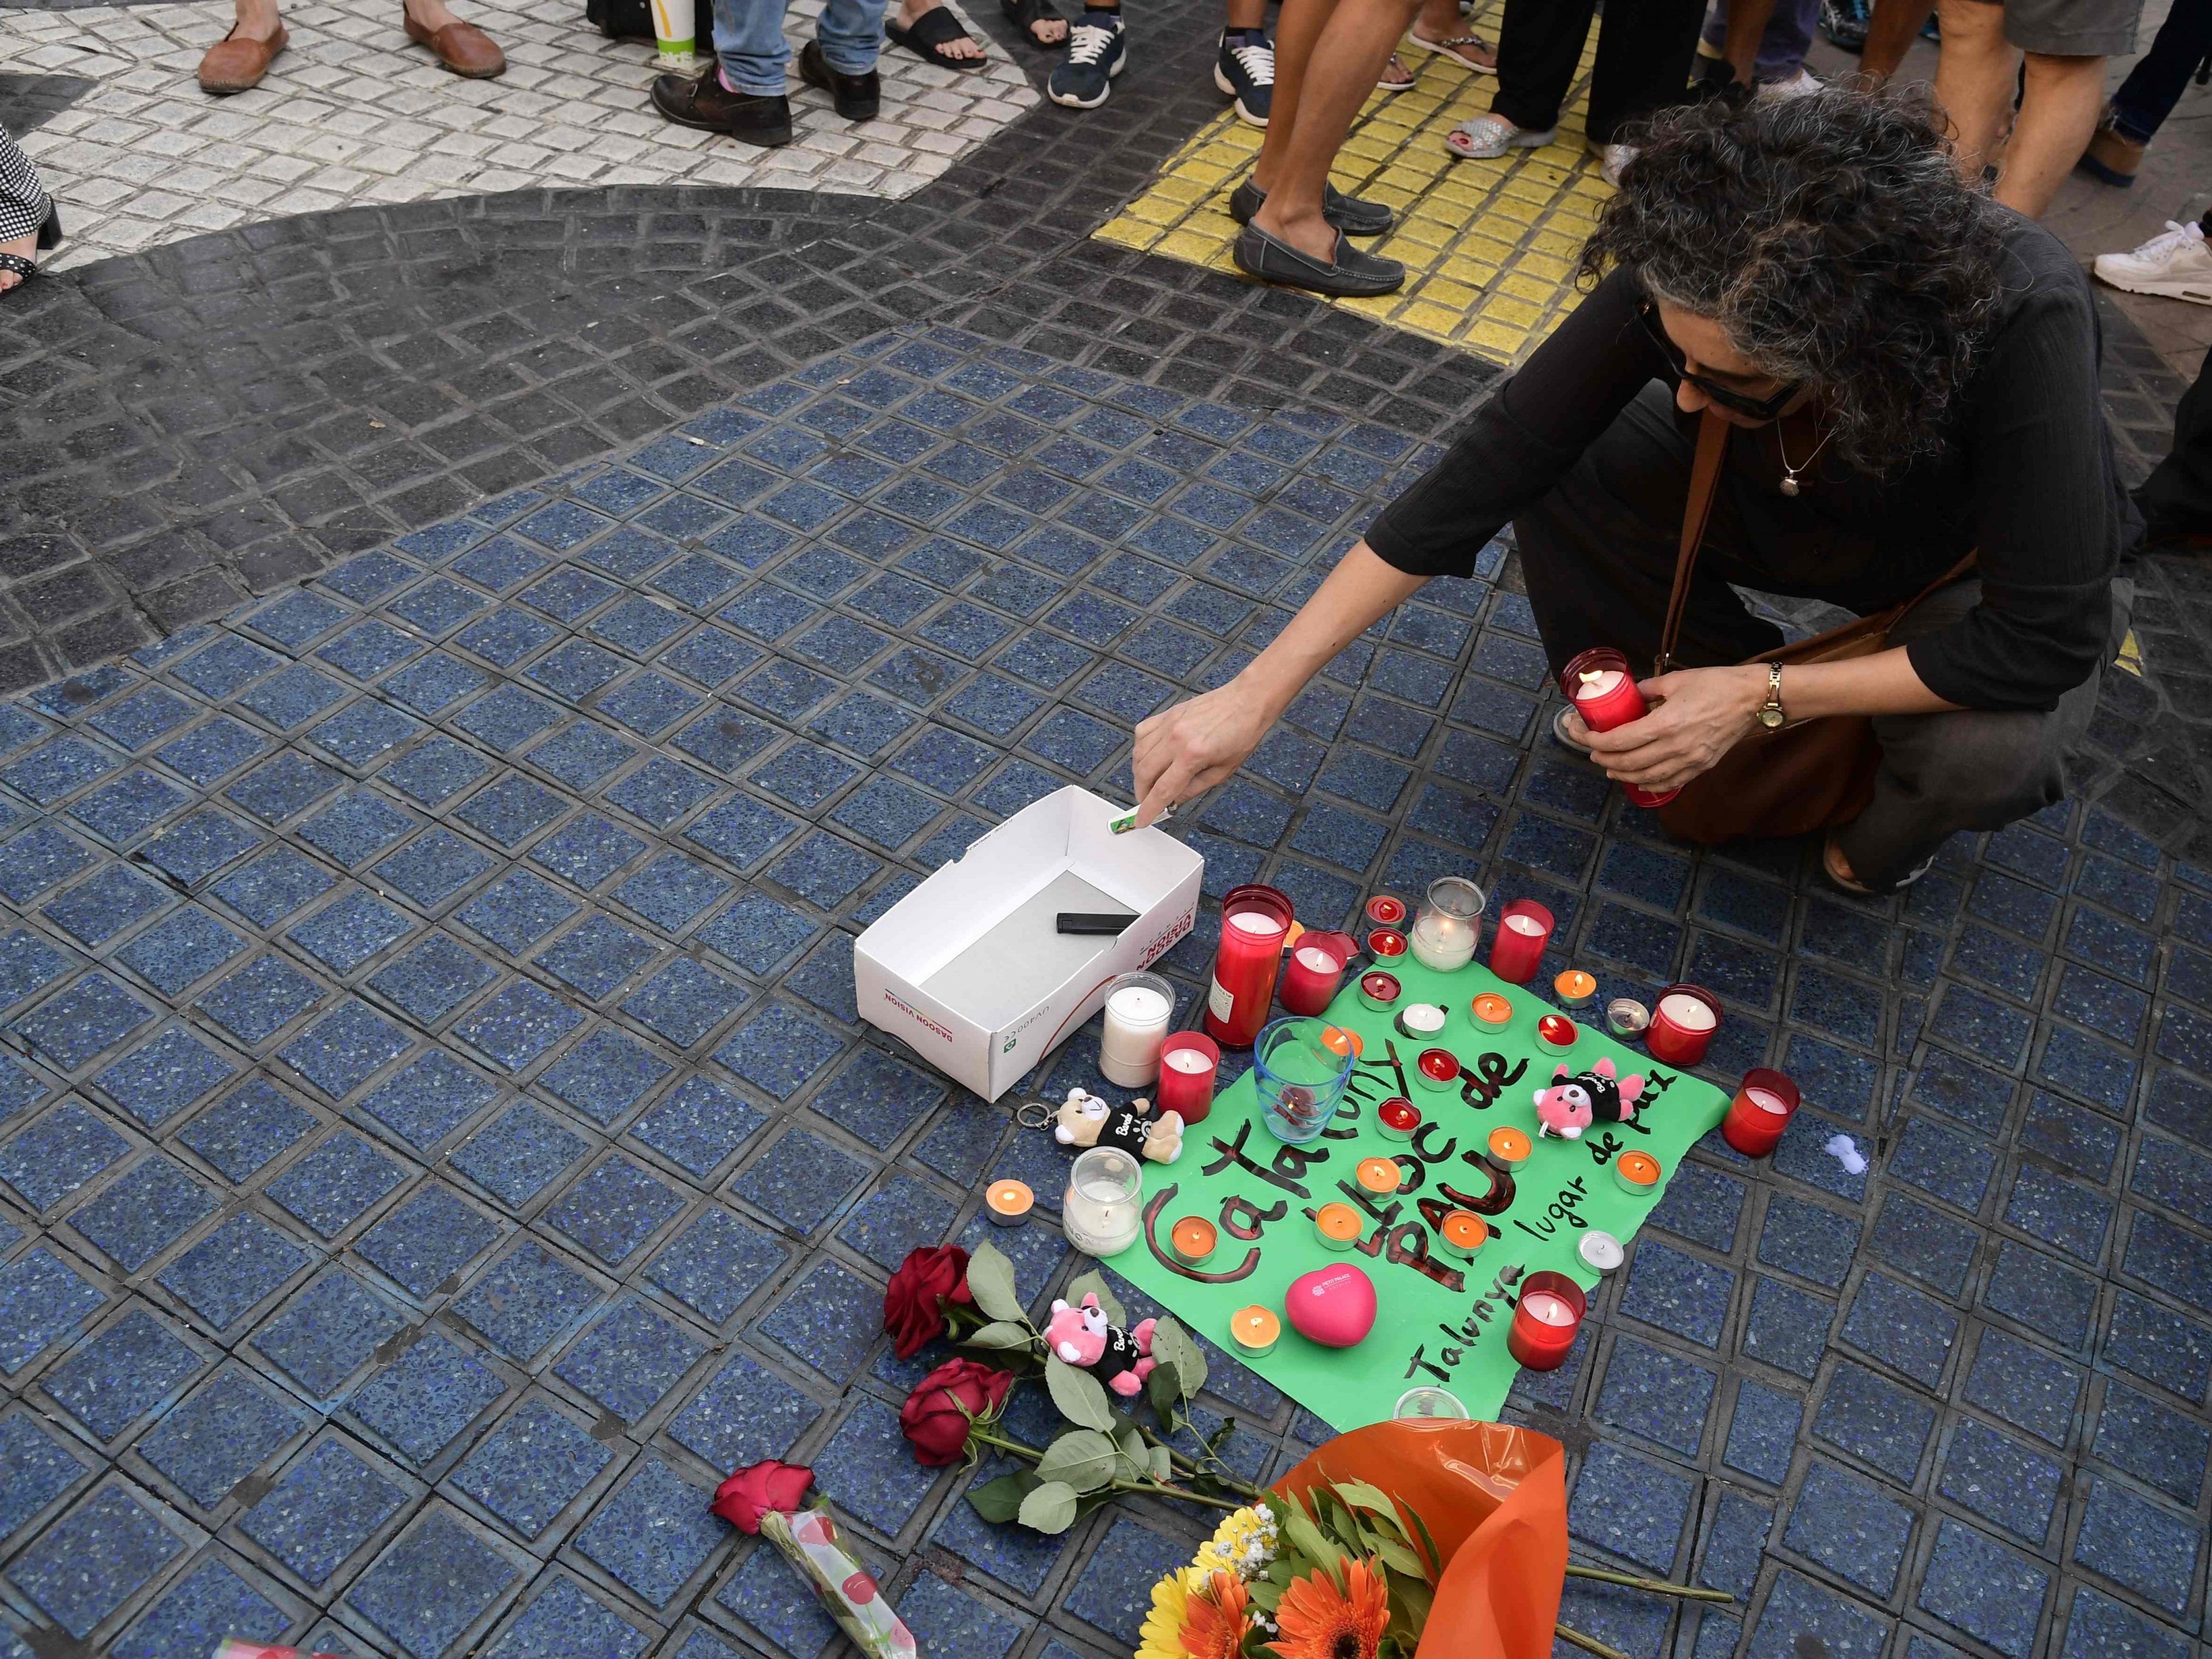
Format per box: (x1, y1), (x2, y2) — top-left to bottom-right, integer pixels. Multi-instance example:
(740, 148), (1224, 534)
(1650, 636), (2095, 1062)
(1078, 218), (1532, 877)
(1286, 1264), (1378, 1348)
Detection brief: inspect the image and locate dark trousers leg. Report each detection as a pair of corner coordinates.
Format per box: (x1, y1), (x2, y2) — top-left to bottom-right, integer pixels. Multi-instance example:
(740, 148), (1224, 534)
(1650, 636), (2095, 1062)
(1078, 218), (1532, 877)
(1513, 384), (1784, 679)
(2138, 345), (2212, 539)
(2109, 0), (2212, 141)
(1587, 0), (1707, 142)
(1841, 581), (2114, 889)
(1491, 0), (1598, 132)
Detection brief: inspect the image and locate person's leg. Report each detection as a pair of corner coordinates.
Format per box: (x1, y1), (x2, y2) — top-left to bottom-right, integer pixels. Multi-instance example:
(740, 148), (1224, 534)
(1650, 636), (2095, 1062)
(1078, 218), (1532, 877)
(1585, 0), (1706, 144)
(1995, 51), (2107, 213)
(2108, 0), (2212, 140)
(1248, 0), (1418, 260)
(892, 0), (986, 61)
(1933, 0), (2016, 183)
(199, 0), (287, 91)
(1217, 0), (1275, 125)
(1724, 0), (1779, 83)
(1408, 0), (1496, 70)
(818, 0), (886, 75)
(1838, 581), (2114, 889)
(711, 0), (792, 93)
(1861, 0), (1936, 78)
(1489, 0), (1597, 132)
(2138, 343), (2212, 543)
(0, 125), (50, 298)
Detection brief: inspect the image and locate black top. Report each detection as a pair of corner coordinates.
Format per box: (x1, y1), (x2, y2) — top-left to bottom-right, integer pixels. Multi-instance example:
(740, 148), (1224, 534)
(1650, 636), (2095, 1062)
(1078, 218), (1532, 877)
(1365, 215), (2126, 712)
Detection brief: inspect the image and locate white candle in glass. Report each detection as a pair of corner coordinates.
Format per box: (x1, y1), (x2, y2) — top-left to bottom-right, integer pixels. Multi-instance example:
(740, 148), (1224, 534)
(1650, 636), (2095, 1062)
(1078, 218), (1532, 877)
(1505, 914), (1544, 937)
(1292, 943), (1337, 974)
(1575, 668), (1624, 699)
(1521, 1291), (1577, 1326)
(1163, 1047), (1212, 1075)
(1657, 991), (1718, 1031)
(1062, 1148), (1142, 1256)
(1228, 910), (1285, 939)
(1745, 1086), (1790, 1115)
(1098, 976), (1173, 1087)
(1410, 877), (1484, 973)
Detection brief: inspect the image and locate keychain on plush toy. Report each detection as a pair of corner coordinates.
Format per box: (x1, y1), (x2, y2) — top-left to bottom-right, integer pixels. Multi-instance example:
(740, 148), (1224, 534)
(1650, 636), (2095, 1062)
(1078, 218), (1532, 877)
(1053, 1087), (1185, 1164)
(1533, 1058), (1645, 1140)
(1044, 1293), (1158, 1396)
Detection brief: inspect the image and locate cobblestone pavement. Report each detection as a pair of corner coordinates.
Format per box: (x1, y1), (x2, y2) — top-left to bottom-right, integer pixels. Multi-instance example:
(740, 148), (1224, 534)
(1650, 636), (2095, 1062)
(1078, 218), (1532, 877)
(0, 1), (2208, 1656)
(4, 0), (1033, 267)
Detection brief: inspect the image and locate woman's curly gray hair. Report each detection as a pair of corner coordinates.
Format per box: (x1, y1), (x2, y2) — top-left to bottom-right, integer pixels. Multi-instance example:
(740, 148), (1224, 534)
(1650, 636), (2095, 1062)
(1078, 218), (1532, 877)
(1580, 86), (2006, 475)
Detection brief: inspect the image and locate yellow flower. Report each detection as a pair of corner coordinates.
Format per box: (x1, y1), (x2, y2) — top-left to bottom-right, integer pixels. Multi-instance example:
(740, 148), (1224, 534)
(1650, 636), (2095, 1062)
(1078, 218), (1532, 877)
(1193, 1504), (1276, 1580)
(1136, 1567), (1201, 1659)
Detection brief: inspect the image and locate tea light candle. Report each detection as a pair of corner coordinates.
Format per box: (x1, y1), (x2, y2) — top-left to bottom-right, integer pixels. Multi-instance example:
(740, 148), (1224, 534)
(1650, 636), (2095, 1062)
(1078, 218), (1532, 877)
(1358, 971), (1402, 1010)
(1536, 1014), (1578, 1052)
(1395, 1002), (1448, 1041)
(1606, 997), (1651, 1041)
(1562, 648), (1677, 809)
(1553, 970), (1597, 1007)
(1438, 1209), (1487, 1259)
(1506, 1271), (1586, 1370)
(1578, 1230), (1626, 1274)
(1155, 1031), (1221, 1123)
(1061, 1147), (1143, 1257)
(1365, 894), (1408, 928)
(1414, 1048), (1460, 1094)
(1230, 1305), (1280, 1356)
(1648, 984), (1721, 1067)
(1722, 1067), (1801, 1157)
(985, 1180), (1033, 1227)
(1470, 991), (1513, 1027)
(1098, 971), (1174, 1088)
(1394, 1385), (1469, 1420)
(1313, 1202), (1363, 1250)
(1368, 928), (1408, 959)
(1280, 933), (1354, 1018)
(1487, 1126), (1532, 1168)
(1321, 1024), (1363, 1059)
(1355, 1156), (1403, 1197)
(1488, 900), (1553, 985)
(1169, 1216), (1219, 1267)
(1409, 876), (1484, 973)
(1614, 1150), (1662, 1196)
(1375, 1097), (1420, 1141)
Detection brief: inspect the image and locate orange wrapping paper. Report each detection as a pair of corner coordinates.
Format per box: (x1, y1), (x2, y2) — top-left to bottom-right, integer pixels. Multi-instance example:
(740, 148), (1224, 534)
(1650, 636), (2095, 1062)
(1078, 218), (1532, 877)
(1272, 1419), (1567, 1659)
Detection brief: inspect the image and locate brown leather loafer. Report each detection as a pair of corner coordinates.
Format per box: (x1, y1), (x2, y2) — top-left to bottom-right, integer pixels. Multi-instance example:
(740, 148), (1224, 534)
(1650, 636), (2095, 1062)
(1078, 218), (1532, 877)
(197, 23), (288, 94)
(403, 12), (505, 76)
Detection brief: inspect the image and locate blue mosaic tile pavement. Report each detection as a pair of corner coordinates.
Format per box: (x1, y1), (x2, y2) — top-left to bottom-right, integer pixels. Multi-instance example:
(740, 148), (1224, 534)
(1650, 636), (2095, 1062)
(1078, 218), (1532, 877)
(0, 322), (2204, 1659)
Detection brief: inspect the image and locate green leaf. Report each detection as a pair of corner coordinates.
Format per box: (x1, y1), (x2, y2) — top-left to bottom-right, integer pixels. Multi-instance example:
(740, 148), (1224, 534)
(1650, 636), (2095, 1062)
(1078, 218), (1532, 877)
(1150, 1443), (1173, 1482)
(1063, 1270), (1125, 1327)
(1205, 1417), (1238, 1457)
(1389, 1569), (1435, 1639)
(1114, 1425), (1150, 1478)
(1402, 1500), (1446, 1585)
(1373, 1535), (1428, 1579)
(961, 1320), (1036, 1351)
(965, 1242), (1027, 1325)
(1146, 1363), (1182, 1420)
(1247, 1577), (1283, 1613)
(1279, 1494), (1343, 1591)
(1035, 1429), (1120, 1493)
(1045, 1357), (1116, 1432)
(1330, 1479), (1402, 1521)
(1152, 1316), (1206, 1400)
(965, 1474), (1031, 1524)
(1017, 1480), (1080, 1534)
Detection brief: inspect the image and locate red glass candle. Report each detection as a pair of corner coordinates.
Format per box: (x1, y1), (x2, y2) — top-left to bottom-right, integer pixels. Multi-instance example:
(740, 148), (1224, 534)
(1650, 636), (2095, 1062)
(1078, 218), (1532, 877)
(1156, 1031), (1221, 1123)
(1536, 1014), (1578, 1052)
(1204, 885), (1294, 1048)
(1561, 647), (1678, 809)
(1367, 928), (1408, 960)
(1358, 971), (1401, 1011)
(1414, 1048), (1459, 1093)
(1648, 983), (1722, 1068)
(1722, 1067), (1800, 1157)
(1488, 900), (1552, 985)
(1279, 931), (1354, 1017)
(1365, 894), (1408, 928)
(1376, 1098), (1420, 1141)
(1507, 1271), (1586, 1371)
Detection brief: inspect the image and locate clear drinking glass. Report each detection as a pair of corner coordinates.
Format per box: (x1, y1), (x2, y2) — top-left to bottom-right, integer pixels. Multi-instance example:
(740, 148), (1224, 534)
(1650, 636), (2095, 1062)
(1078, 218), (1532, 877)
(1252, 1016), (1358, 1144)
(1061, 1147), (1143, 1257)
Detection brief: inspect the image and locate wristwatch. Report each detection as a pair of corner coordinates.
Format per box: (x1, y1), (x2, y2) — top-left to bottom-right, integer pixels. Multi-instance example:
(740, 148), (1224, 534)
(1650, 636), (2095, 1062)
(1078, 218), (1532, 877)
(1755, 662), (1786, 730)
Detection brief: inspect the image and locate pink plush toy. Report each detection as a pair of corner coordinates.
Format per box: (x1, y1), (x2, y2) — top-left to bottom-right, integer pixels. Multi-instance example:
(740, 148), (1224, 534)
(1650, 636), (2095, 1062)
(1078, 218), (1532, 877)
(1044, 1293), (1157, 1397)
(1532, 1058), (1645, 1140)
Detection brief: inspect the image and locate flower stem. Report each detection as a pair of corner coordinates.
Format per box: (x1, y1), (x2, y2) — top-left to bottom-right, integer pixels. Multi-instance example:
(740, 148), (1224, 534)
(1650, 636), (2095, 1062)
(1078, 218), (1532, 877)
(967, 1429), (1244, 1511)
(1555, 1624), (1633, 1659)
(1565, 1565), (1734, 1603)
(1135, 1420), (1265, 1499)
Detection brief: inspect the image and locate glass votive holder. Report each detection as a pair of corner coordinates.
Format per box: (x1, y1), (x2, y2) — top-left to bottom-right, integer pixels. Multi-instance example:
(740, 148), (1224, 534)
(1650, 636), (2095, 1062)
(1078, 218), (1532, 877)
(1409, 876), (1485, 973)
(1061, 1147), (1143, 1257)
(1097, 970), (1174, 1088)
(1251, 1016), (1357, 1144)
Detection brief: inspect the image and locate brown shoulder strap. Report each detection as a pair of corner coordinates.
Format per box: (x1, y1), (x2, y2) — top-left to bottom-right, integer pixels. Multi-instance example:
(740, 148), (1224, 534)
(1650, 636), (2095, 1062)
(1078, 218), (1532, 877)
(1656, 409), (1730, 675)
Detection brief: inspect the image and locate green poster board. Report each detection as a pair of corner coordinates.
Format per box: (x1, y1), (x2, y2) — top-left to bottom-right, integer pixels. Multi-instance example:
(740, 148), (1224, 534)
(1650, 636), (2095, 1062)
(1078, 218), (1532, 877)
(1109, 956), (1730, 1430)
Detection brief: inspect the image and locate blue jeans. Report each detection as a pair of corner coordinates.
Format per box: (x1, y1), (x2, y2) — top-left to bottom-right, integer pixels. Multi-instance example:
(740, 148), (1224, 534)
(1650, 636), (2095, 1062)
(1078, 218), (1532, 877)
(1702, 0), (1821, 80)
(713, 0), (883, 94)
(2109, 0), (2211, 141)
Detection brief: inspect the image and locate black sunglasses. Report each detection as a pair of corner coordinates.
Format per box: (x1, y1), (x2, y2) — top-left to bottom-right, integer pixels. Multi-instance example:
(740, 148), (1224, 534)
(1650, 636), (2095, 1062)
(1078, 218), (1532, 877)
(1635, 300), (1801, 421)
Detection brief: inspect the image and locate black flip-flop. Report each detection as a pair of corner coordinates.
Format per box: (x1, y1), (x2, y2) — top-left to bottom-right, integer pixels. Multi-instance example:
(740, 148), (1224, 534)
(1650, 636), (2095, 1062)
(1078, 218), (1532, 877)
(885, 5), (985, 69)
(1001, 0), (1066, 47)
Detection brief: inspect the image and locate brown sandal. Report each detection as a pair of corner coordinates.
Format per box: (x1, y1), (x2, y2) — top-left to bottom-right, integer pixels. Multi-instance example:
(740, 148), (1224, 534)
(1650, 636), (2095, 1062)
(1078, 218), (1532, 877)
(403, 9), (505, 75)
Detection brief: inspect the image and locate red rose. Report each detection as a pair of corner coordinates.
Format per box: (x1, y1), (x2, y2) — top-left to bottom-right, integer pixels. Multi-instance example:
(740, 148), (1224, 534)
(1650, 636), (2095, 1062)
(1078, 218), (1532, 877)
(883, 1245), (973, 1359)
(711, 1459), (815, 1534)
(899, 1358), (1014, 1466)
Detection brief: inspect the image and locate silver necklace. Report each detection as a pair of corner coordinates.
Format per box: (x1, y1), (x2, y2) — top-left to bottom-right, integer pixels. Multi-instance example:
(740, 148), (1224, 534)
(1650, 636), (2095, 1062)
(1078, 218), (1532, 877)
(1776, 422), (1832, 496)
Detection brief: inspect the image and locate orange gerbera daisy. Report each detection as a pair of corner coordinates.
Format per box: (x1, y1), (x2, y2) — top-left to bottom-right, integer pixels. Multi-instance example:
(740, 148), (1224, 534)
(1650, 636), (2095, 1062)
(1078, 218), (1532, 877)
(1183, 1570), (1255, 1659)
(1270, 1557), (1389, 1659)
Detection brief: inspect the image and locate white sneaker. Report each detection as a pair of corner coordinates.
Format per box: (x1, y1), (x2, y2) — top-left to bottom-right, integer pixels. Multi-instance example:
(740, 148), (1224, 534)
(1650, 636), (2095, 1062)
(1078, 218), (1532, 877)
(1597, 142), (1637, 186)
(1445, 112), (1552, 160)
(1756, 68), (1821, 100)
(2094, 219), (2212, 306)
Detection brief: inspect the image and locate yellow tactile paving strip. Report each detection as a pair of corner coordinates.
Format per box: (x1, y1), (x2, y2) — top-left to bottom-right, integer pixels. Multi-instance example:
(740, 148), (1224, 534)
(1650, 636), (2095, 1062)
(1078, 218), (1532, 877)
(1096, 5), (1612, 364)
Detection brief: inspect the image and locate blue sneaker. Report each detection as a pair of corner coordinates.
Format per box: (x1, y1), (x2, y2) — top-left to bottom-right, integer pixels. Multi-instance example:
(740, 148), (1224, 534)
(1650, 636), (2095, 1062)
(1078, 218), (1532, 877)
(1049, 12), (1125, 108)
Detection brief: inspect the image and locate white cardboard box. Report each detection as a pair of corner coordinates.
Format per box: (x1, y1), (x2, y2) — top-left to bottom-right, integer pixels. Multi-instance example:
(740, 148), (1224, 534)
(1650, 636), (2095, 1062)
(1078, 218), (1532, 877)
(854, 786), (1205, 1101)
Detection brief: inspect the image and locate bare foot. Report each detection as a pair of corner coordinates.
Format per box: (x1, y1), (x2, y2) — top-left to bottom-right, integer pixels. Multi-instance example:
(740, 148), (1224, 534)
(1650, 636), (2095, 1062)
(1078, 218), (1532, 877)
(0, 232), (35, 296)
(231, 0), (281, 40)
(1408, 29), (1495, 69)
(403, 0), (462, 32)
(902, 0), (985, 59)
(1029, 12), (1066, 43)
